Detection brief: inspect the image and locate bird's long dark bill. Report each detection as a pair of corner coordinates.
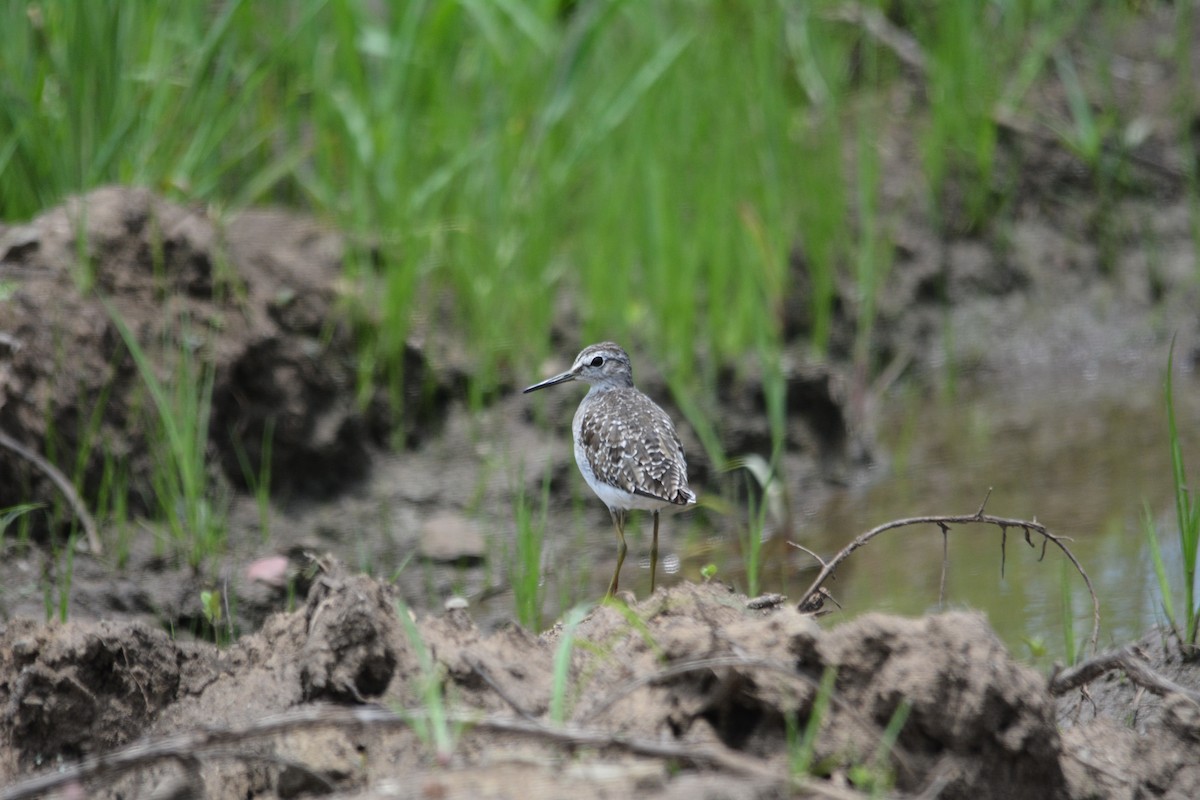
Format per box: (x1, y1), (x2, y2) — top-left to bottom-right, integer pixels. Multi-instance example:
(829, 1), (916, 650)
(523, 371), (576, 393)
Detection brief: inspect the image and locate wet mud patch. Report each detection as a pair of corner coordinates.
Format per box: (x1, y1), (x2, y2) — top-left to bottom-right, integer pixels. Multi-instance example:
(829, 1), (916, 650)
(2, 577), (1198, 799)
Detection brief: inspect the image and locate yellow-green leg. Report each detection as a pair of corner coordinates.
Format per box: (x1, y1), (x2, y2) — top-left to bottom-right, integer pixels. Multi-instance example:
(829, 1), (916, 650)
(650, 510), (660, 594)
(606, 509), (627, 598)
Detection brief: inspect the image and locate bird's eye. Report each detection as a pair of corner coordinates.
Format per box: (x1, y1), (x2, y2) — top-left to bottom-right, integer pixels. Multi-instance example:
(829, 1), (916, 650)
(589, 355), (604, 367)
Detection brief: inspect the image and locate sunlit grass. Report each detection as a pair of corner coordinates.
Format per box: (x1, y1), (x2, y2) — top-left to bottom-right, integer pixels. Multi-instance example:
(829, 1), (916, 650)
(0, 0), (905, 401)
(3, 0), (1173, 399)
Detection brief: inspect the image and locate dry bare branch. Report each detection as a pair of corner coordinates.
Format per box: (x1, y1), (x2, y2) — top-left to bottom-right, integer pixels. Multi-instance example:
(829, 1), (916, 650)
(0, 427), (102, 555)
(466, 654), (538, 720)
(788, 540), (830, 570)
(795, 497), (1101, 653)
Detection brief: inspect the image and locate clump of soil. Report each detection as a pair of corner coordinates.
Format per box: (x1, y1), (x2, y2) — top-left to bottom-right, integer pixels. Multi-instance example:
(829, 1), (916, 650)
(1, 575), (1197, 799)
(0, 186), (453, 519)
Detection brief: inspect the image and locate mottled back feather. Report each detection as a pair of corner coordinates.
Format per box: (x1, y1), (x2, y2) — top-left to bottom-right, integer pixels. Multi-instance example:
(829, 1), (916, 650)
(576, 387), (695, 506)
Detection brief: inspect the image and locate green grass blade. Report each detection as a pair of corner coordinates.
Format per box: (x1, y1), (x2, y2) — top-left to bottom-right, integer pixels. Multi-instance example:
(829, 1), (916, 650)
(396, 599), (456, 761)
(550, 604), (589, 724)
(790, 664), (837, 779)
(1059, 557), (1077, 665)
(1144, 501), (1179, 635)
(1166, 339), (1199, 639)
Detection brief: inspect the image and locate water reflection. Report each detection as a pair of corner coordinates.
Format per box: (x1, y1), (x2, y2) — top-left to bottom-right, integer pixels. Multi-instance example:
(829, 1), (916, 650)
(718, 366), (1200, 663)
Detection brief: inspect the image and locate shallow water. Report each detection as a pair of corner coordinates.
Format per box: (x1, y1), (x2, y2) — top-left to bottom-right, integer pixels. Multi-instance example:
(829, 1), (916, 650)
(699, 362), (1200, 664)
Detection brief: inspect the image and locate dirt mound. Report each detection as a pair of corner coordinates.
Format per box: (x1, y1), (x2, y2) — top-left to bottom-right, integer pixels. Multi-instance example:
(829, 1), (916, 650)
(0, 186), (460, 527)
(3, 574), (1195, 799)
(0, 616), (185, 773)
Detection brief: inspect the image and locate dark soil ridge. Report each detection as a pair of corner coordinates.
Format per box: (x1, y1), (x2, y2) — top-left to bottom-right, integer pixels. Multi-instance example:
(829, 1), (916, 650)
(1, 574), (1197, 799)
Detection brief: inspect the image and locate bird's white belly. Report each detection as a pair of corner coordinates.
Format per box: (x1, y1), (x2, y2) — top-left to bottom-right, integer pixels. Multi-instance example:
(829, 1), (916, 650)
(573, 437), (679, 513)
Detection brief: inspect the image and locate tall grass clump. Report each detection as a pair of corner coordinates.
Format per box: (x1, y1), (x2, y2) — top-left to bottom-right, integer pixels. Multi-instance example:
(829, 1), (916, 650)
(0, 1), (849, 404)
(914, 2), (1006, 227)
(1145, 342), (1200, 650)
(780, 3), (852, 355)
(307, 1), (819, 400)
(1, 1), (1149, 424)
(0, 0), (311, 217)
(511, 470), (550, 630)
(106, 304), (224, 566)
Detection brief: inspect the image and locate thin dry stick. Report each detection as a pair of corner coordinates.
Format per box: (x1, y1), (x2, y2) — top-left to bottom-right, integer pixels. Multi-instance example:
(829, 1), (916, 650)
(0, 428), (102, 555)
(788, 540), (830, 570)
(467, 654), (538, 720)
(1048, 645), (1200, 705)
(1, 704), (795, 800)
(796, 493), (1101, 654)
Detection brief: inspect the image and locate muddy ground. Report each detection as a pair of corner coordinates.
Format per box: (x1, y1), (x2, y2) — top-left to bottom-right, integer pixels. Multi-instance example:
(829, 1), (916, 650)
(2, 572), (1199, 800)
(4, 5), (1200, 799)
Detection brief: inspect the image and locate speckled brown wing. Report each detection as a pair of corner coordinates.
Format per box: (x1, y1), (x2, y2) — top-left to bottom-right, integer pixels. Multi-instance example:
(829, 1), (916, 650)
(577, 388), (695, 506)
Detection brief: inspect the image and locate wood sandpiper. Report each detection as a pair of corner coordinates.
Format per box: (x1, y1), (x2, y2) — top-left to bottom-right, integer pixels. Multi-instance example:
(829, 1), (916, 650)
(524, 342), (696, 597)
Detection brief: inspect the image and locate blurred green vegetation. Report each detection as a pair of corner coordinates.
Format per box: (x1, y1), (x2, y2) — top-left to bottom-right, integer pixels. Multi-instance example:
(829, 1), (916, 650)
(4, 0), (1167, 404)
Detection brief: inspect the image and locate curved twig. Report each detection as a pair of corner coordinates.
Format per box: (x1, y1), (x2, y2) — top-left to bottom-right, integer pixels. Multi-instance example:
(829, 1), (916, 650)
(796, 496), (1101, 653)
(577, 654), (915, 779)
(0, 427), (102, 555)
